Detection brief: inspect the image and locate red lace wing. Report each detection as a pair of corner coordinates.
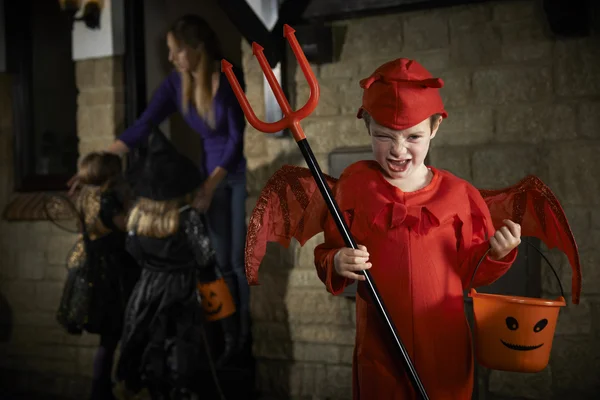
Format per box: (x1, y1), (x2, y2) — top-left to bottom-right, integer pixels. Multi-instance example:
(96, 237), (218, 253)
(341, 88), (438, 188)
(245, 165), (338, 285)
(479, 176), (582, 304)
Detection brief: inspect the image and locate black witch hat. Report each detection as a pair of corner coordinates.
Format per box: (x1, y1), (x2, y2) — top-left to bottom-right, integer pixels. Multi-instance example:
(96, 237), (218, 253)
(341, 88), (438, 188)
(134, 126), (204, 201)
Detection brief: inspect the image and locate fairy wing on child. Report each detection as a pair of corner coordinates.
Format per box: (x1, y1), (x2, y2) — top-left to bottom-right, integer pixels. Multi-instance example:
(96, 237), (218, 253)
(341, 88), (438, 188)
(245, 165), (582, 304)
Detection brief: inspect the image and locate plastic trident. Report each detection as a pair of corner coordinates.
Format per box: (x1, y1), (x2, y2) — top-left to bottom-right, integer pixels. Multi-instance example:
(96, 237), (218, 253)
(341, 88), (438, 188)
(222, 25), (429, 400)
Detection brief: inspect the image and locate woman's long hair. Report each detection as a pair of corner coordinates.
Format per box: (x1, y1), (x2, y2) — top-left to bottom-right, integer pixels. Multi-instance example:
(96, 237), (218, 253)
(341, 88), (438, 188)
(169, 15), (222, 129)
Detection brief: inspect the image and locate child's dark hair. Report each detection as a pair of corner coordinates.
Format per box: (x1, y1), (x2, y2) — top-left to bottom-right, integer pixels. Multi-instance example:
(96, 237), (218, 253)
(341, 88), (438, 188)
(78, 152), (123, 188)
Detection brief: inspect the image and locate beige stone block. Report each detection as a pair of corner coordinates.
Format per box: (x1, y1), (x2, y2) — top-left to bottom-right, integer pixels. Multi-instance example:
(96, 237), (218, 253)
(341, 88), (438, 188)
(493, 0), (537, 21)
(293, 62), (319, 84)
(76, 347), (96, 378)
(319, 62), (361, 80)
(296, 79), (341, 117)
(63, 331), (99, 347)
(91, 104), (120, 138)
(435, 107), (494, 145)
(261, 242), (297, 271)
(557, 206), (598, 252)
(45, 234), (76, 266)
(244, 127), (268, 158)
(287, 269), (323, 289)
(555, 38), (600, 97)
(550, 336), (600, 396)
(77, 104), (95, 139)
(78, 88), (125, 107)
(439, 70), (472, 108)
(448, 3), (493, 29)
(31, 358), (79, 376)
(296, 232), (325, 269)
(471, 145), (543, 189)
(0, 83), (12, 131)
(250, 275), (291, 323)
(1, 281), (37, 311)
(357, 57), (400, 78)
(403, 10), (448, 51)
(44, 265), (67, 282)
(16, 250), (45, 280)
(289, 361), (329, 397)
(265, 136), (298, 160)
(285, 287), (355, 325)
(495, 103), (577, 143)
(579, 101), (600, 139)
(13, 311), (57, 327)
(340, 15), (404, 60)
(35, 327), (68, 346)
(501, 41), (553, 63)
(393, 49), (451, 73)
(292, 342), (349, 363)
(488, 368), (552, 399)
(499, 19), (548, 45)
(289, 323), (355, 345)
(323, 365), (353, 398)
(428, 145), (473, 181)
(245, 149), (305, 196)
(302, 117), (370, 155)
(35, 282), (63, 312)
(75, 60), (95, 90)
(253, 337), (291, 360)
(591, 299), (600, 336)
(541, 249), (600, 297)
(78, 137), (114, 156)
(256, 360), (330, 397)
(450, 23), (502, 67)
(554, 297), (592, 335)
(473, 66), (552, 105)
(545, 144), (600, 206)
(0, 133), (13, 169)
(0, 245), (18, 280)
(94, 56), (124, 88)
(244, 88), (265, 119)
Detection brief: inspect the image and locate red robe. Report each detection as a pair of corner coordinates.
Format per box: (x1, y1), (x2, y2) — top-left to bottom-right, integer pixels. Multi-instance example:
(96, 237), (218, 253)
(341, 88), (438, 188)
(314, 161), (516, 399)
(244, 160), (582, 400)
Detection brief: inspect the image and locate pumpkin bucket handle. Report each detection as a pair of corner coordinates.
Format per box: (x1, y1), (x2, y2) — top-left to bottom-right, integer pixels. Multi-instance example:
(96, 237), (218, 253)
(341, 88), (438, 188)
(468, 239), (565, 301)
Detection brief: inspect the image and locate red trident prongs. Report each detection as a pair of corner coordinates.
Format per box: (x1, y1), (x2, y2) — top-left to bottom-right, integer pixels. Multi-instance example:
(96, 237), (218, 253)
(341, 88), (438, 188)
(221, 24), (430, 400)
(221, 24), (319, 142)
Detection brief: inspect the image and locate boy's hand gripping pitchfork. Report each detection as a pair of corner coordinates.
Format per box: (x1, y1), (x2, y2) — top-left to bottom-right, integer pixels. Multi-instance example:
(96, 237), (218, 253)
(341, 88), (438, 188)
(222, 25), (429, 400)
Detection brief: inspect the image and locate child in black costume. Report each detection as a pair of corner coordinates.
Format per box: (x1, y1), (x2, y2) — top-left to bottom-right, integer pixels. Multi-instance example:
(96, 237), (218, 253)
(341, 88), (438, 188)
(116, 129), (238, 399)
(74, 152), (141, 400)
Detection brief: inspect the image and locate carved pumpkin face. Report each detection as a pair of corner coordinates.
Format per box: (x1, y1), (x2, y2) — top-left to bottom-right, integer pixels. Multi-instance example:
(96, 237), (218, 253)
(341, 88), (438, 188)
(197, 278), (236, 321)
(501, 316), (549, 351)
(470, 290), (565, 373)
(199, 289), (223, 315)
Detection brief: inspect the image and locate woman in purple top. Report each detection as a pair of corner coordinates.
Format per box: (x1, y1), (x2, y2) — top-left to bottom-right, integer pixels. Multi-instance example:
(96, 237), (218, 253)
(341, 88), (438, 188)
(70, 15), (252, 355)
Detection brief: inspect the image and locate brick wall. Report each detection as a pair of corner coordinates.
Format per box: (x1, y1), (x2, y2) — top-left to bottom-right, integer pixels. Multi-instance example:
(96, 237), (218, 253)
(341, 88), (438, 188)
(0, 56), (124, 398)
(244, 0), (600, 398)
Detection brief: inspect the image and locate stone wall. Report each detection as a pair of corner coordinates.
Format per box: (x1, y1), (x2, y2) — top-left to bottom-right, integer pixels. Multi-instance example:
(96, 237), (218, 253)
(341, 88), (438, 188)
(244, 0), (600, 398)
(0, 56), (125, 398)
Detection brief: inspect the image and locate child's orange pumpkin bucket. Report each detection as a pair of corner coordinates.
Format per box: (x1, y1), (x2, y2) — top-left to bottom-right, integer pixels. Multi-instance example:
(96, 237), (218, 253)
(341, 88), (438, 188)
(468, 242), (566, 373)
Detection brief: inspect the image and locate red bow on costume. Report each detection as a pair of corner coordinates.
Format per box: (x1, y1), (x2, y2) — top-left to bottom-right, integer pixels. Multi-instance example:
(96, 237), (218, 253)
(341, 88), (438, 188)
(369, 202), (441, 235)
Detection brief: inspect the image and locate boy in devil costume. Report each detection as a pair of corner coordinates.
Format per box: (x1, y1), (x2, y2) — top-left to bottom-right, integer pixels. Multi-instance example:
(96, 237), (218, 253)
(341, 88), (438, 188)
(243, 59), (582, 399)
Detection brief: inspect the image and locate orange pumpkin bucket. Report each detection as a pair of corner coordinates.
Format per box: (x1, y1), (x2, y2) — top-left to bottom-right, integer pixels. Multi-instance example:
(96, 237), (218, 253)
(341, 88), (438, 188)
(197, 278), (236, 322)
(468, 242), (567, 373)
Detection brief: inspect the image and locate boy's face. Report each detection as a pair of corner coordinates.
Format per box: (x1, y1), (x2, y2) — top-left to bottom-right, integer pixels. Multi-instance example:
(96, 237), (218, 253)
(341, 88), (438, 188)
(369, 116), (441, 181)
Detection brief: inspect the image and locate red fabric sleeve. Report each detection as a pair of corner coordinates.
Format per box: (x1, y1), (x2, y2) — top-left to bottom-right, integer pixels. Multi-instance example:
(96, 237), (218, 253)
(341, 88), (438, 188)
(459, 184), (518, 290)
